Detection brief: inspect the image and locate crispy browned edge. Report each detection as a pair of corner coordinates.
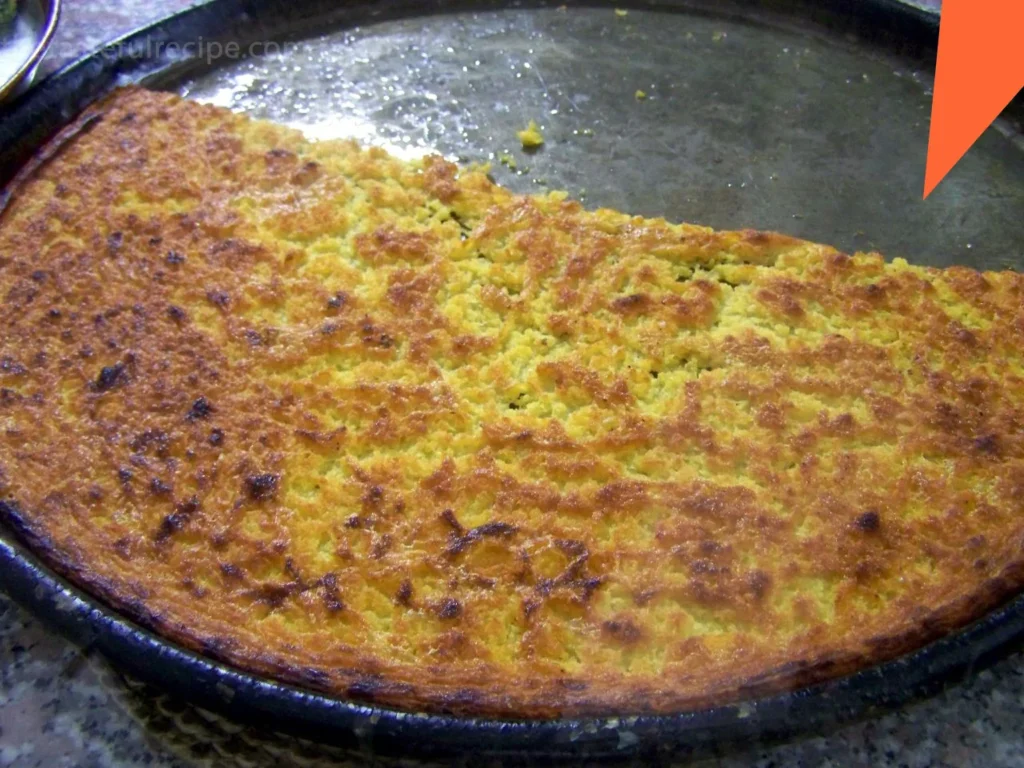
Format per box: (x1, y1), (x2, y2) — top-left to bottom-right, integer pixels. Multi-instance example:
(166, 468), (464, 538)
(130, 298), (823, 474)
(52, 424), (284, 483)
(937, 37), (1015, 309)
(6, 492), (1024, 719)
(2, 95), (1024, 719)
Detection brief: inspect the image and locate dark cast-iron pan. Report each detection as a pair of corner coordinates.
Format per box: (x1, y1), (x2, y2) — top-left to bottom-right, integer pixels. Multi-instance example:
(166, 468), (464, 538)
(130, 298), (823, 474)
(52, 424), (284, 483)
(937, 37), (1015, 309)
(2, 0), (1024, 762)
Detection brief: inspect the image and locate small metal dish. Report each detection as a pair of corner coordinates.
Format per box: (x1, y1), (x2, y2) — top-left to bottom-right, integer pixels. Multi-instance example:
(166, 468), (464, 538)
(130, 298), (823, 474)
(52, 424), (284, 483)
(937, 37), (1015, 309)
(0, 0), (60, 103)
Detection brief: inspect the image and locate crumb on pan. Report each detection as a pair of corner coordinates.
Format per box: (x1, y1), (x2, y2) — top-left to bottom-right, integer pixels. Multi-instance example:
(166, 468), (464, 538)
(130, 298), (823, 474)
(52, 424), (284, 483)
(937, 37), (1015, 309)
(517, 120), (544, 149)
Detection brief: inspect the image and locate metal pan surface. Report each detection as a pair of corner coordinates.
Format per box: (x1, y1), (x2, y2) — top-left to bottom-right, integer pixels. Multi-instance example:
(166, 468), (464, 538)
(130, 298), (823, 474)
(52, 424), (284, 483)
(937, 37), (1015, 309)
(2, 0), (1024, 762)
(0, 0), (60, 103)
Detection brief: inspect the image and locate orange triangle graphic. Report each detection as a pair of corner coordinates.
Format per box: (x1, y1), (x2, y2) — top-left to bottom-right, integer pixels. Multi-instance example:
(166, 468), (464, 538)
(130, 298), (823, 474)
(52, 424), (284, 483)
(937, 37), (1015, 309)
(923, 0), (1024, 199)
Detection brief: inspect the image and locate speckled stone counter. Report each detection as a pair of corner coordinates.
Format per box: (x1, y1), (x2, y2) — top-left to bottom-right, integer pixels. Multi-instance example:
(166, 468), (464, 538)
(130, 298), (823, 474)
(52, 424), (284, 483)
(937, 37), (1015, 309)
(7, 0), (1024, 766)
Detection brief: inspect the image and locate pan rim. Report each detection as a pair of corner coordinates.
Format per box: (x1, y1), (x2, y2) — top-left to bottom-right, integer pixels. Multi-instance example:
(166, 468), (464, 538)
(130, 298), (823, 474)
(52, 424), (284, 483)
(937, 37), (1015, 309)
(5, 0), (1024, 760)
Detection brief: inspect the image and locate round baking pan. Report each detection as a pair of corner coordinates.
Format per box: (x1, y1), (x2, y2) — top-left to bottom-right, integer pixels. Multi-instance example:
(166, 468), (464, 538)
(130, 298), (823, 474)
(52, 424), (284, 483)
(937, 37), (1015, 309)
(2, 0), (1024, 762)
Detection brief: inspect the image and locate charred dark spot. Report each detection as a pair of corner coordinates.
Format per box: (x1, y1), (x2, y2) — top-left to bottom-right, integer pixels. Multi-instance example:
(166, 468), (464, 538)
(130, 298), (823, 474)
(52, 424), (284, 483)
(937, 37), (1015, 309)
(322, 584), (345, 613)
(283, 557), (303, 583)
(243, 329), (264, 347)
(445, 517), (517, 558)
(117, 468), (133, 484)
(748, 570), (772, 599)
(167, 305), (187, 323)
(245, 473), (279, 501)
(973, 434), (999, 455)
(445, 535), (471, 557)
(186, 397), (214, 421)
(130, 428), (170, 457)
(0, 357), (26, 376)
(555, 539), (588, 557)
(473, 521), (518, 538)
(950, 321), (976, 345)
(359, 319), (395, 349)
(206, 290), (230, 308)
(177, 495), (200, 515)
(155, 496), (199, 541)
(611, 293), (650, 314)
(578, 576), (604, 599)
(94, 362), (128, 392)
(327, 292), (348, 311)
(345, 514), (362, 528)
(208, 428), (224, 446)
(932, 401), (960, 432)
(854, 509), (881, 532)
(107, 232), (124, 252)
(30, 270), (47, 283)
(602, 619), (643, 644)
(691, 558), (728, 575)
(623, 583), (653, 604)
(47, 308), (62, 319)
(292, 161), (322, 186)
(249, 582), (294, 608)
(437, 597), (462, 620)
(219, 562), (244, 580)
(165, 250), (186, 265)
(395, 579), (413, 606)
(320, 322), (340, 335)
(149, 477), (173, 496)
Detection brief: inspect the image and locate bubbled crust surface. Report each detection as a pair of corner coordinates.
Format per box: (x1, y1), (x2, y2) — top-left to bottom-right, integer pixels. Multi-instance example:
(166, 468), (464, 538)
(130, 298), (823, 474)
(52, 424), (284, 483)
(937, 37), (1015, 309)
(3, 87), (1024, 718)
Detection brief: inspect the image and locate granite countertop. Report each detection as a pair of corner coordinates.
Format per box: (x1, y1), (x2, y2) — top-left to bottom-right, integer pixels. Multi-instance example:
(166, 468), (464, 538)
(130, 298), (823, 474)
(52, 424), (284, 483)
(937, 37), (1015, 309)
(6, 1), (1024, 766)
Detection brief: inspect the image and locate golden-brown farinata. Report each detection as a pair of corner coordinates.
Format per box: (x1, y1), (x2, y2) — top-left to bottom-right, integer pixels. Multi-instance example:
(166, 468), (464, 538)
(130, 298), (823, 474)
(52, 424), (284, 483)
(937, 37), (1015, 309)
(2, 87), (1024, 717)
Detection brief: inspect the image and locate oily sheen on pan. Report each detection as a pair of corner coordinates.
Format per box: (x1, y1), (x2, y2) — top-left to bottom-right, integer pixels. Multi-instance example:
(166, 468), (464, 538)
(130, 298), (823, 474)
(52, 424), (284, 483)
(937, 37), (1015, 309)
(1, 87), (1023, 718)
